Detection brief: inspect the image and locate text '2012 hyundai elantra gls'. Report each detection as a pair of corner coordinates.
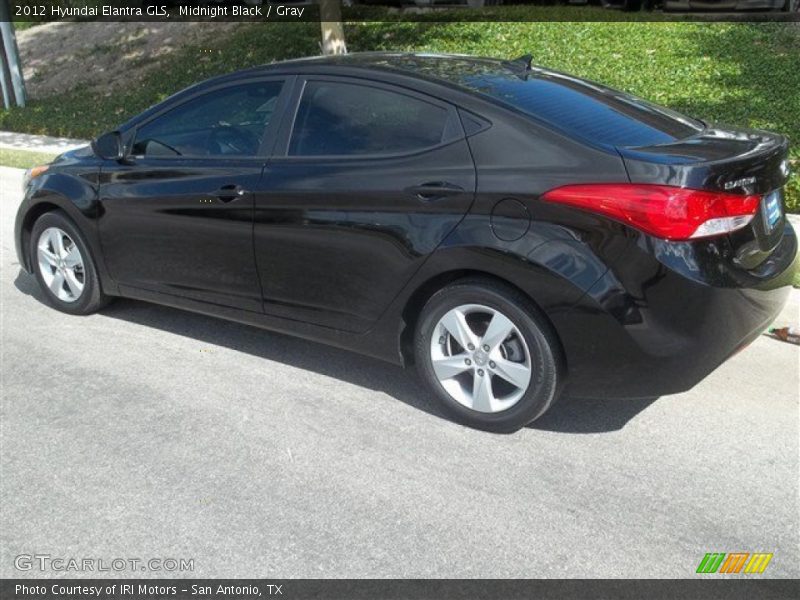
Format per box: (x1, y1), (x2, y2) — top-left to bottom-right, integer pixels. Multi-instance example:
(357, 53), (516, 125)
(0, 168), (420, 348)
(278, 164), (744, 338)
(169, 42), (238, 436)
(15, 53), (798, 432)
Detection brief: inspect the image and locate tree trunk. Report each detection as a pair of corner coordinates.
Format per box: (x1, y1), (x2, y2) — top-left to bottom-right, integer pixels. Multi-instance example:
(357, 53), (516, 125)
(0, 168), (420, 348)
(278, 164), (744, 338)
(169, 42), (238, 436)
(319, 0), (347, 56)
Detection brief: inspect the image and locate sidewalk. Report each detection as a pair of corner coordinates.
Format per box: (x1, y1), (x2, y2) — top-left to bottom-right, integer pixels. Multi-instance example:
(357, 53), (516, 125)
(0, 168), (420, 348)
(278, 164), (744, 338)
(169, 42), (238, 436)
(0, 131), (88, 155)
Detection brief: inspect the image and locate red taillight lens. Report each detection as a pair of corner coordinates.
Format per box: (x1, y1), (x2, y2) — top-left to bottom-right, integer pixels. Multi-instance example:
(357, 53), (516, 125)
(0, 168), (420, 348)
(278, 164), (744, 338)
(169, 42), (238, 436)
(541, 183), (760, 241)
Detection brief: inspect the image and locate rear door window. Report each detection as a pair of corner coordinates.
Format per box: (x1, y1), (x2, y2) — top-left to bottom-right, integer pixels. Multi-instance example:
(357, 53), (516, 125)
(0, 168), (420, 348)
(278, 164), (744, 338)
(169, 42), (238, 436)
(288, 81), (450, 157)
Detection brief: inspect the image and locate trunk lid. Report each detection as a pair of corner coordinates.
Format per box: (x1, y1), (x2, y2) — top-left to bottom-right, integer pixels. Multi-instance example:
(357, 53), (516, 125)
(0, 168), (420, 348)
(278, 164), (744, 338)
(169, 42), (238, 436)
(619, 127), (791, 268)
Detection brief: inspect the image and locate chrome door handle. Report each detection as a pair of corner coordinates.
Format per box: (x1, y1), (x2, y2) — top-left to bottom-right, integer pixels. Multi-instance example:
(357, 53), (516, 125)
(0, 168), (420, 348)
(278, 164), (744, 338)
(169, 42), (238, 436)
(215, 184), (247, 203)
(408, 182), (465, 201)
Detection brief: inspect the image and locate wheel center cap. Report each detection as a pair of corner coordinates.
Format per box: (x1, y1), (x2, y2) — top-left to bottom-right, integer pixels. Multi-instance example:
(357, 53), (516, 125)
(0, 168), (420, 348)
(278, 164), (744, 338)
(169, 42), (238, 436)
(473, 351), (488, 366)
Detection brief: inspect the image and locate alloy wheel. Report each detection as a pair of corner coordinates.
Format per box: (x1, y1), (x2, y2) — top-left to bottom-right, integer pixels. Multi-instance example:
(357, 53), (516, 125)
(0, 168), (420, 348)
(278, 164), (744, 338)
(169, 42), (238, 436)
(37, 227), (85, 303)
(430, 304), (532, 413)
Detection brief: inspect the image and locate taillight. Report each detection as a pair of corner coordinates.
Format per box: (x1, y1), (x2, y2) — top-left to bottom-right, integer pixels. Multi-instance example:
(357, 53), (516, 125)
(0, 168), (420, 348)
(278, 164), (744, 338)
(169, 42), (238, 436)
(541, 183), (760, 241)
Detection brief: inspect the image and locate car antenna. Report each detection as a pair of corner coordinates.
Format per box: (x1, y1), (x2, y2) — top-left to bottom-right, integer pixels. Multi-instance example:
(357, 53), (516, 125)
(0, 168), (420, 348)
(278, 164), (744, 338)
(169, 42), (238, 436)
(502, 54), (533, 79)
(516, 54), (533, 71)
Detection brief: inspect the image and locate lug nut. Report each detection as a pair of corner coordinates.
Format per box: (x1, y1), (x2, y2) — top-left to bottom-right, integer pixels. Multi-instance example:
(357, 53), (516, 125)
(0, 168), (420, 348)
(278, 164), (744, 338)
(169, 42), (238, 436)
(483, 345), (490, 352)
(489, 361), (496, 369)
(468, 343), (475, 351)
(465, 359), (472, 366)
(477, 369), (484, 377)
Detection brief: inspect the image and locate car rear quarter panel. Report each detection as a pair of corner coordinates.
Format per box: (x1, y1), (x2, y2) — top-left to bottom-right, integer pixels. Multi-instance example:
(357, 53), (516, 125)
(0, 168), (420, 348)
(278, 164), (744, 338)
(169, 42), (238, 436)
(368, 108), (641, 369)
(458, 106), (635, 315)
(441, 110), (797, 399)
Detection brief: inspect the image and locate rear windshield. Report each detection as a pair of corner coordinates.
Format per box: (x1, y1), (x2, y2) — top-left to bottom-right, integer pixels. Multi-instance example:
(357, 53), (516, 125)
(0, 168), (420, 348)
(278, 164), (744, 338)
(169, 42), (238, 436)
(384, 56), (704, 148)
(462, 72), (704, 147)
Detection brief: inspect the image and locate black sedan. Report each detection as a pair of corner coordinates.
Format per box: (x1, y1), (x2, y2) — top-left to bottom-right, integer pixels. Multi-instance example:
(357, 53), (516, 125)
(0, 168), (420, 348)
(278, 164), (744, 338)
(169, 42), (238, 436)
(15, 53), (797, 432)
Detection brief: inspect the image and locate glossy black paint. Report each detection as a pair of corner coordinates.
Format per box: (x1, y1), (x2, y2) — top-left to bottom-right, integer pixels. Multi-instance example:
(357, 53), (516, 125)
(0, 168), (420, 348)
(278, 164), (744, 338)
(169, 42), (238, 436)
(254, 143), (476, 332)
(15, 53), (797, 399)
(98, 159), (265, 311)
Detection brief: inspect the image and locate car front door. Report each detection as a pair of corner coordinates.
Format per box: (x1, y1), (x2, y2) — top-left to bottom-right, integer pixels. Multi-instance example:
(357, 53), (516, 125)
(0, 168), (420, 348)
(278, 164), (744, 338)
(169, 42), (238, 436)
(98, 78), (290, 312)
(253, 77), (476, 333)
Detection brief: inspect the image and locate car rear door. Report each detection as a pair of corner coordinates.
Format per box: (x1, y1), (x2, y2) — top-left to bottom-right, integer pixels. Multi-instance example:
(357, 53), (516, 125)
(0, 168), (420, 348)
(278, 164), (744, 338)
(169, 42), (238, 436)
(253, 76), (476, 333)
(98, 77), (291, 312)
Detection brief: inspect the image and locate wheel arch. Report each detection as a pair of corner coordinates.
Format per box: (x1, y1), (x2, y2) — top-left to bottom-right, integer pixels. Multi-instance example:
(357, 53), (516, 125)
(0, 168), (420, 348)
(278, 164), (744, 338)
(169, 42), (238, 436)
(398, 269), (567, 371)
(18, 194), (117, 295)
(18, 200), (68, 272)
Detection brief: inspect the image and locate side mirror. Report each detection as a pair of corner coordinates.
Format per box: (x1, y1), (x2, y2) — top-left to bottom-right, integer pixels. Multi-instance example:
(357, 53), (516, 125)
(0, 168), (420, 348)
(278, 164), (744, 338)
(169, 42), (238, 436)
(92, 131), (124, 161)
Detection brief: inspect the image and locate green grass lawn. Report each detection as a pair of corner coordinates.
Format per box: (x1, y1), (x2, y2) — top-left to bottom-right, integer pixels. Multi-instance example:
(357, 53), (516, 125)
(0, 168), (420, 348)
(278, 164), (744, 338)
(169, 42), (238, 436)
(13, 21), (41, 32)
(1, 15), (798, 209)
(0, 147), (57, 169)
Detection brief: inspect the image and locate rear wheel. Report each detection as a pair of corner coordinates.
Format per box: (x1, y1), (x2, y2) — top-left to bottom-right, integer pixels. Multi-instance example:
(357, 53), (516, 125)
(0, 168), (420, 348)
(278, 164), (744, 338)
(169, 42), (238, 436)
(31, 211), (109, 315)
(414, 279), (561, 433)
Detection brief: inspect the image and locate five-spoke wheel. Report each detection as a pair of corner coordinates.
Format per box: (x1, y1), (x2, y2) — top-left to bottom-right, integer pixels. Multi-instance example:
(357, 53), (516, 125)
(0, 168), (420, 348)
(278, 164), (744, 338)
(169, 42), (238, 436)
(415, 279), (561, 432)
(31, 211), (109, 315)
(37, 227), (85, 303)
(430, 304), (532, 414)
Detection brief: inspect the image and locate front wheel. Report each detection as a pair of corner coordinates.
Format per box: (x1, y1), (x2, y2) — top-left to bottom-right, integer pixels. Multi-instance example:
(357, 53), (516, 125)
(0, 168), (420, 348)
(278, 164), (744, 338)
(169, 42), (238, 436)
(30, 211), (110, 315)
(414, 279), (562, 433)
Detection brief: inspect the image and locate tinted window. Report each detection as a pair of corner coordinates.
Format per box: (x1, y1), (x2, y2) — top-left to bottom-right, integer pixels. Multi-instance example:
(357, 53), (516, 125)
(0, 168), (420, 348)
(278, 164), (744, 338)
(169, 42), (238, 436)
(460, 72), (703, 148)
(366, 55), (703, 148)
(133, 81), (284, 158)
(289, 82), (449, 156)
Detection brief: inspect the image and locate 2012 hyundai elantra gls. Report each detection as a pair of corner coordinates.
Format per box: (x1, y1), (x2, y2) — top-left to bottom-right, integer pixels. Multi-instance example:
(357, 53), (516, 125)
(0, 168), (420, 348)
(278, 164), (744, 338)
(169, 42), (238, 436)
(15, 53), (798, 432)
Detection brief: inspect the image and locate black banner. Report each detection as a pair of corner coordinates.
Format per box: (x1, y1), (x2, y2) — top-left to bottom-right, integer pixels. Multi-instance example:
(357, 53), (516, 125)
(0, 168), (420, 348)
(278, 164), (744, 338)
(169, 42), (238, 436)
(7, 0), (800, 23)
(2, 579), (800, 600)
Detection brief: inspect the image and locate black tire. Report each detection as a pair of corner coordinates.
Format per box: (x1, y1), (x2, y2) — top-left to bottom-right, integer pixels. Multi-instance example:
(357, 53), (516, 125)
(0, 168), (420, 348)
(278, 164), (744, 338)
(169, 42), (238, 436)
(414, 278), (562, 433)
(30, 210), (110, 315)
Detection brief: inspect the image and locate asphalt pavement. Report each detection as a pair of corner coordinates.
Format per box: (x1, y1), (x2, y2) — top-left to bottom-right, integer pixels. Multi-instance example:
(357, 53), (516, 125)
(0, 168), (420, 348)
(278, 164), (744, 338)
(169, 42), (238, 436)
(1, 166), (798, 578)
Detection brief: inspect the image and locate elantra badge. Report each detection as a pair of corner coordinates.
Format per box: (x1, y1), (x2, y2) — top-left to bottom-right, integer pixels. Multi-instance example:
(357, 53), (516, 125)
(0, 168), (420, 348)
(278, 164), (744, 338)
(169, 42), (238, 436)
(724, 176), (756, 191)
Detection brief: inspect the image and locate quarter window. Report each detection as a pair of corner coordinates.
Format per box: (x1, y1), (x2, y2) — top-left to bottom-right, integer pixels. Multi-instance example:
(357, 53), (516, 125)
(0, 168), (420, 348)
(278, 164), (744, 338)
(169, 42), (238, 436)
(132, 81), (284, 158)
(289, 81), (449, 157)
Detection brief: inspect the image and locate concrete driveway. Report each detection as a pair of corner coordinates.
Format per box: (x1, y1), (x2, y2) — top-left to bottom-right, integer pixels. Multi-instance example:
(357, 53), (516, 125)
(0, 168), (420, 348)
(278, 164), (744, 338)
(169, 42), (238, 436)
(1, 166), (798, 578)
